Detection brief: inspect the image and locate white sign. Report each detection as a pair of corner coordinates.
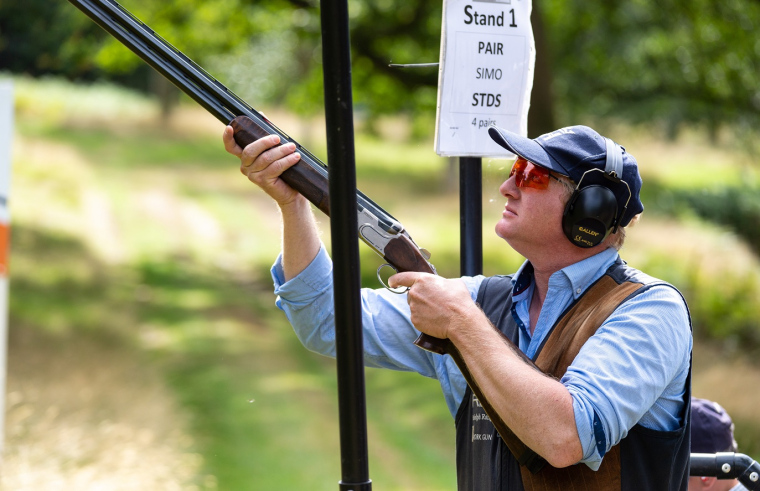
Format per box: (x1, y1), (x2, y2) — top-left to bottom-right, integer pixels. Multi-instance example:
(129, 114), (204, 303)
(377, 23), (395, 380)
(435, 0), (534, 157)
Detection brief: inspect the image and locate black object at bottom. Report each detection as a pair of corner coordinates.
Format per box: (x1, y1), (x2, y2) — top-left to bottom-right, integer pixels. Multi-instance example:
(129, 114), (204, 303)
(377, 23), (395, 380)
(339, 480), (373, 491)
(690, 453), (760, 491)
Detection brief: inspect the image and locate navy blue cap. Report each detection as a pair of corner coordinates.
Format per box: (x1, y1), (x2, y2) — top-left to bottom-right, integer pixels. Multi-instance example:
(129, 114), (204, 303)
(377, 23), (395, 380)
(489, 125), (644, 227)
(690, 397), (738, 453)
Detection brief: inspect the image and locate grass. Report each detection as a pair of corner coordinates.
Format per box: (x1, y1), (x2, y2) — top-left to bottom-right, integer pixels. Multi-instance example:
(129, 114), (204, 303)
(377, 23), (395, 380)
(5, 75), (462, 490)
(5, 227), (204, 490)
(4, 75), (760, 488)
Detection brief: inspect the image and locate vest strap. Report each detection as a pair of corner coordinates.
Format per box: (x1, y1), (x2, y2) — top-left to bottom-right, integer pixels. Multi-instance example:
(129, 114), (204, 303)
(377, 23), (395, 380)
(519, 276), (643, 490)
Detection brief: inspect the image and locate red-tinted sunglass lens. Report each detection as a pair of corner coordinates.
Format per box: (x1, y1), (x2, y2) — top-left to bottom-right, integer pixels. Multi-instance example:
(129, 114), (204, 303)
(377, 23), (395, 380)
(510, 157), (551, 190)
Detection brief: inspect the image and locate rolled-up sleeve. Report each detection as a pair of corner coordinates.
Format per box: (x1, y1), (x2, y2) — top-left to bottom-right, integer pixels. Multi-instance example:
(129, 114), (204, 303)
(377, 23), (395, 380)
(562, 284), (692, 469)
(271, 243), (484, 416)
(273, 244), (432, 372)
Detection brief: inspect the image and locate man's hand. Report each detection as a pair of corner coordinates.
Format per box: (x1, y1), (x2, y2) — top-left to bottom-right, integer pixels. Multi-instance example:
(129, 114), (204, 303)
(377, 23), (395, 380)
(222, 126), (304, 208)
(389, 272), (482, 339)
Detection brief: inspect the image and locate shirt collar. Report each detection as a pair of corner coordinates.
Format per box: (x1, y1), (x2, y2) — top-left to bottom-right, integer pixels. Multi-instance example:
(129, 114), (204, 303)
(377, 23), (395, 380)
(511, 261), (534, 296)
(561, 248), (620, 299)
(511, 248), (620, 300)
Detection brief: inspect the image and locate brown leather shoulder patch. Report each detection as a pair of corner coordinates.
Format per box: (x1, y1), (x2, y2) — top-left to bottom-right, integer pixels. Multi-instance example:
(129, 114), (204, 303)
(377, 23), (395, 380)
(519, 277), (641, 490)
(534, 277), (643, 378)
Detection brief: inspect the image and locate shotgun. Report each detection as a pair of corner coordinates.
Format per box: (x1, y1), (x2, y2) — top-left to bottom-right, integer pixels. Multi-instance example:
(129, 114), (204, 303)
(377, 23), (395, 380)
(67, 0), (444, 348)
(66, 0), (544, 471)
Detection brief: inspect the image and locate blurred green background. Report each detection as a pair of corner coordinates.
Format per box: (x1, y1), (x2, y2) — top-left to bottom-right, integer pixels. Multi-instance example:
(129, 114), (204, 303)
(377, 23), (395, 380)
(1, 0), (760, 489)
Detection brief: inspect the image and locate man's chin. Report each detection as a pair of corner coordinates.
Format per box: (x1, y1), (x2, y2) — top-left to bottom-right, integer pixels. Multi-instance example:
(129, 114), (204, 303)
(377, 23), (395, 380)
(494, 221), (512, 240)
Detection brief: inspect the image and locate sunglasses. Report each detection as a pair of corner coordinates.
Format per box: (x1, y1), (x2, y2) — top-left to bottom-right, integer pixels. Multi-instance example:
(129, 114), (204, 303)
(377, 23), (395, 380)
(509, 157), (562, 190)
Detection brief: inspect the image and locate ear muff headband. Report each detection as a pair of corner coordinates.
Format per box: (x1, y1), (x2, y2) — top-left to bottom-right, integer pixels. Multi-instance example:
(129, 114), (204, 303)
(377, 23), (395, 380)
(561, 139), (632, 248)
(604, 137), (623, 179)
(602, 138), (632, 233)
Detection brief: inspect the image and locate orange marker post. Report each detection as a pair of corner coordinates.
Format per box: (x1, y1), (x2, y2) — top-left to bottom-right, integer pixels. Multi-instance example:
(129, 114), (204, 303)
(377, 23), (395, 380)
(0, 79), (12, 454)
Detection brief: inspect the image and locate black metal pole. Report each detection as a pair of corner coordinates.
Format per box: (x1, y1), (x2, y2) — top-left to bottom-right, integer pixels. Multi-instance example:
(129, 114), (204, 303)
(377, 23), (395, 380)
(460, 157), (483, 276)
(319, 0), (372, 489)
(690, 453), (760, 490)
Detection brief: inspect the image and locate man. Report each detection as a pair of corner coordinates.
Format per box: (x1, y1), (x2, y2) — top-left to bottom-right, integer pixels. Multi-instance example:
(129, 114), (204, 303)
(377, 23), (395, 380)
(222, 123), (693, 490)
(690, 397), (748, 491)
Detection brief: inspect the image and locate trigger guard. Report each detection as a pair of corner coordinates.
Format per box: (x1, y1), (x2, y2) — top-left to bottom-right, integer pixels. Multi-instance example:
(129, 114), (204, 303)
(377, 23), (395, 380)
(377, 264), (409, 294)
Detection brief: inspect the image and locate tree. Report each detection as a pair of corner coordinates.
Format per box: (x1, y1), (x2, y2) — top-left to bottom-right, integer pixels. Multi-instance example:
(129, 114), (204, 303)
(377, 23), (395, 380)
(93, 0), (261, 119)
(543, 0), (760, 142)
(3, 0), (759, 142)
(0, 0), (106, 79)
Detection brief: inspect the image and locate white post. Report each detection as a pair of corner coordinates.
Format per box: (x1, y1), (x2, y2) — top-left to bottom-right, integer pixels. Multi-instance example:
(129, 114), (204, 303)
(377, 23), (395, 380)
(0, 80), (13, 455)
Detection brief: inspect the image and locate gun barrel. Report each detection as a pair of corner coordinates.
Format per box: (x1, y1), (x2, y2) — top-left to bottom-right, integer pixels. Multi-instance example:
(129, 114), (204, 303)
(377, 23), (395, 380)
(70, 0), (448, 353)
(67, 0), (406, 233)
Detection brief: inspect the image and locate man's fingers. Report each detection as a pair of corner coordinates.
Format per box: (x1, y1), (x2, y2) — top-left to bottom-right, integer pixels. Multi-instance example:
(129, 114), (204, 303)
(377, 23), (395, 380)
(244, 144), (300, 178)
(248, 151), (301, 181)
(223, 126), (279, 158)
(242, 139), (293, 171)
(242, 151), (301, 189)
(388, 272), (422, 289)
(222, 126), (243, 156)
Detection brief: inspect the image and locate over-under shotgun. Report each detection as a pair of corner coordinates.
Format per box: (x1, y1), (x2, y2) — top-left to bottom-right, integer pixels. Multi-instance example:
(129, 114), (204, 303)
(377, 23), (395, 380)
(66, 0), (547, 471)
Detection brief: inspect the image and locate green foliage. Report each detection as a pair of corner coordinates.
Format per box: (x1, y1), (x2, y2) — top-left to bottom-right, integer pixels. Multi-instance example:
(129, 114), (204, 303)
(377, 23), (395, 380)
(646, 181), (760, 255)
(95, 0), (258, 73)
(12, 74), (157, 122)
(0, 0), (106, 78)
(208, 0), (443, 117)
(348, 0), (441, 115)
(641, 251), (760, 353)
(680, 186), (760, 255)
(543, 0), (760, 142)
(5, 0), (760, 143)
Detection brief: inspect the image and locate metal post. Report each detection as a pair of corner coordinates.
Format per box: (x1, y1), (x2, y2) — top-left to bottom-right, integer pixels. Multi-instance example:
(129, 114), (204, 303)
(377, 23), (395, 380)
(459, 157), (483, 276)
(319, 0), (372, 489)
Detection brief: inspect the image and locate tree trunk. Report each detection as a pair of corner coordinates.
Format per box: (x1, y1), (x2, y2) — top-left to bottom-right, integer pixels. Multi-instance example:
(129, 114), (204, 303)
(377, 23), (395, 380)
(527, 0), (556, 138)
(149, 70), (179, 123)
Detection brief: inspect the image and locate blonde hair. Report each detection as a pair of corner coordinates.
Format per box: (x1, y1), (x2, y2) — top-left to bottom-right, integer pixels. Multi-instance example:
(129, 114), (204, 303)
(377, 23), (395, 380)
(607, 214), (640, 251)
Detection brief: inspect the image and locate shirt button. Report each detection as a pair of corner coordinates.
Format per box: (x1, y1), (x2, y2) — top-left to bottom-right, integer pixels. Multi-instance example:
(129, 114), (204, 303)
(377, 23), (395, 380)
(576, 288), (582, 294)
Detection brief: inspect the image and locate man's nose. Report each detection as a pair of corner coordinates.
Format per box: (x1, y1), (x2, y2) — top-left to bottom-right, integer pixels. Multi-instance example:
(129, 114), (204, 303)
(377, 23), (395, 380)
(499, 176), (519, 198)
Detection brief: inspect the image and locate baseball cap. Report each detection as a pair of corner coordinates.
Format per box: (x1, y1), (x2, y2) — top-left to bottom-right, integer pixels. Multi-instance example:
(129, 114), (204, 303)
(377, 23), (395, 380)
(690, 397), (738, 453)
(488, 125), (644, 227)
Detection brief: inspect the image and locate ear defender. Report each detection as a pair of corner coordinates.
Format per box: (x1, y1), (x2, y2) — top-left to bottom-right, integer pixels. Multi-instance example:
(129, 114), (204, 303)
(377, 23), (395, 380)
(562, 138), (628, 248)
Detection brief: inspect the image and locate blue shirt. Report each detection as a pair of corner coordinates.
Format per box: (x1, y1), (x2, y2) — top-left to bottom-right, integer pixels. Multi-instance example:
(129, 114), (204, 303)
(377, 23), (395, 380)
(272, 244), (692, 470)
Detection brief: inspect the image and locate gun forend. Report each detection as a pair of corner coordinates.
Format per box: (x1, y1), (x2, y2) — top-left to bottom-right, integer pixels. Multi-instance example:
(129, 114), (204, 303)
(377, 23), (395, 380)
(230, 116), (331, 215)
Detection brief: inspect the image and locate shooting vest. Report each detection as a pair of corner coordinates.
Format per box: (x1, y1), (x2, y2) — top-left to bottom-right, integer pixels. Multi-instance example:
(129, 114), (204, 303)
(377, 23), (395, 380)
(455, 259), (692, 491)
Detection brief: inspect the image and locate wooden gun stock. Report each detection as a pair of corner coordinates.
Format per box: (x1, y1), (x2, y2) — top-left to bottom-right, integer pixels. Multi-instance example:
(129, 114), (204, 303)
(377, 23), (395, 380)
(383, 235), (449, 354)
(230, 116), (331, 215)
